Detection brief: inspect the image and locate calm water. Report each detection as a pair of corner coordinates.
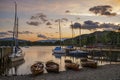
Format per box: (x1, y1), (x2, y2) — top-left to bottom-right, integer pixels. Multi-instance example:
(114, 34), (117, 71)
(8, 46), (110, 75)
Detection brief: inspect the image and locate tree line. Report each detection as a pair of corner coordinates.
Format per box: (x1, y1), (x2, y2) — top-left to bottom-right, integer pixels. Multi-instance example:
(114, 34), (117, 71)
(0, 31), (120, 47)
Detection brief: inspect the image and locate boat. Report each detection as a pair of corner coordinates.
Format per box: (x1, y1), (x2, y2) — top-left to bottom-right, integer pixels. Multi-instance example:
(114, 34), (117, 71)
(10, 47), (25, 62)
(52, 19), (65, 54)
(65, 46), (76, 53)
(65, 59), (72, 63)
(69, 50), (88, 57)
(65, 59), (79, 71)
(68, 22), (88, 57)
(10, 59), (25, 68)
(9, 2), (25, 62)
(65, 22), (76, 54)
(52, 46), (65, 54)
(45, 61), (59, 73)
(80, 58), (88, 62)
(81, 60), (97, 68)
(31, 62), (44, 75)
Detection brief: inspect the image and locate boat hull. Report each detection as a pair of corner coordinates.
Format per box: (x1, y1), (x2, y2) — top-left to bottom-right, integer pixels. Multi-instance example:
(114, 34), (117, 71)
(31, 62), (44, 75)
(52, 46), (66, 54)
(45, 61), (59, 73)
(10, 55), (24, 62)
(81, 61), (97, 68)
(65, 60), (79, 71)
(53, 50), (65, 54)
(68, 50), (88, 57)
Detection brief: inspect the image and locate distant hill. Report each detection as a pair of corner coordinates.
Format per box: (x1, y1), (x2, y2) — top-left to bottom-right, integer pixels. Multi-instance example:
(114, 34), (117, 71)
(36, 38), (67, 43)
(74, 31), (110, 39)
(64, 31), (120, 46)
(36, 39), (58, 43)
(0, 37), (29, 42)
(0, 31), (119, 46)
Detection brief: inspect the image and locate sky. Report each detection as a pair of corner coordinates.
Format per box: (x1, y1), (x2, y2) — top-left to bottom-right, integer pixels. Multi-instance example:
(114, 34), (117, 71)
(0, 0), (120, 41)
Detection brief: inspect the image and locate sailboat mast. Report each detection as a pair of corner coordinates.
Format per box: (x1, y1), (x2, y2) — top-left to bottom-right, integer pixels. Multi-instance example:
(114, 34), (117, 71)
(79, 25), (81, 49)
(13, 2), (17, 46)
(58, 19), (62, 47)
(71, 21), (74, 46)
(16, 17), (19, 47)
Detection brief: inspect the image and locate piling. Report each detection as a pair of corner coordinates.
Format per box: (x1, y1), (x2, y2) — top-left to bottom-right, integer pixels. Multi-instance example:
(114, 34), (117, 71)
(0, 47), (12, 75)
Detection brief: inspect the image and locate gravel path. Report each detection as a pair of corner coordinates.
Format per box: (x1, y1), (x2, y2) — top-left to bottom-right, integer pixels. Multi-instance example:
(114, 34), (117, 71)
(0, 64), (120, 80)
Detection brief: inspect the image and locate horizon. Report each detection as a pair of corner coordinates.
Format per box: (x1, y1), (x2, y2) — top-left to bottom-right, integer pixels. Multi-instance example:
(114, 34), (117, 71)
(0, 30), (118, 42)
(0, 0), (120, 41)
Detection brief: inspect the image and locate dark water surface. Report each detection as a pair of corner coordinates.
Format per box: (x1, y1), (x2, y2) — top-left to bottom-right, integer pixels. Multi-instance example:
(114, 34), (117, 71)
(8, 46), (111, 75)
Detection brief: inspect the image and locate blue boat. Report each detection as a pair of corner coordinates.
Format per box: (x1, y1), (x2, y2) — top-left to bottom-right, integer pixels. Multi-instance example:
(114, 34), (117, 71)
(68, 50), (88, 57)
(52, 46), (65, 54)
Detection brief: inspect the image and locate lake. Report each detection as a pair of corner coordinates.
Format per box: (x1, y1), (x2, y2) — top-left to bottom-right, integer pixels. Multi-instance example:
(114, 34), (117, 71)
(8, 46), (111, 75)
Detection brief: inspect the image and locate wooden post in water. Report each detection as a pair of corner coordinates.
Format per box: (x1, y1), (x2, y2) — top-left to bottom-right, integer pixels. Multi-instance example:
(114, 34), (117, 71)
(0, 47), (12, 75)
(0, 48), (2, 74)
(79, 23), (81, 49)
(109, 47), (112, 64)
(100, 47), (103, 64)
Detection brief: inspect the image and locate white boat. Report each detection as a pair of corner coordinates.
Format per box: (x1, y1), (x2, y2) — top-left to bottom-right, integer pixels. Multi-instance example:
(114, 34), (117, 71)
(52, 46), (65, 54)
(69, 50), (87, 54)
(52, 19), (65, 54)
(9, 2), (25, 62)
(10, 47), (25, 62)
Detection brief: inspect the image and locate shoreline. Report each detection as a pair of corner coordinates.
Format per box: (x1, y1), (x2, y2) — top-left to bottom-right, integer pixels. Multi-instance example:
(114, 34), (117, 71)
(0, 64), (120, 80)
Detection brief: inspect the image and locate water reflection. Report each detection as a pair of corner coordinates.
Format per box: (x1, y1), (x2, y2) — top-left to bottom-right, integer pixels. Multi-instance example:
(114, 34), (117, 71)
(1, 46), (118, 75)
(9, 59), (25, 75)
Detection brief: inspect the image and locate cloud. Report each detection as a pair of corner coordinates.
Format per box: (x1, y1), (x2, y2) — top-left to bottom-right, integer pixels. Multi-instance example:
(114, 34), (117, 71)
(81, 20), (120, 30)
(65, 10), (70, 13)
(70, 22), (81, 29)
(28, 13), (69, 27)
(27, 13), (49, 26)
(0, 32), (9, 37)
(8, 30), (33, 34)
(7, 31), (13, 33)
(19, 31), (33, 34)
(26, 21), (40, 26)
(82, 20), (99, 30)
(48, 26), (53, 29)
(89, 5), (117, 16)
(37, 34), (48, 39)
(100, 23), (120, 30)
(55, 19), (59, 22)
(55, 18), (68, 23)
(61, 18), (68, 22)
(30, 13), (48, 22)
(46, 22), (52, 25)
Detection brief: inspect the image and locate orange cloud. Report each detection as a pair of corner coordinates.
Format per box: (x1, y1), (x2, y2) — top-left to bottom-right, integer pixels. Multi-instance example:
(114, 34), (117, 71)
(110, 0), (120, 8)
(115, 0), (120, 4)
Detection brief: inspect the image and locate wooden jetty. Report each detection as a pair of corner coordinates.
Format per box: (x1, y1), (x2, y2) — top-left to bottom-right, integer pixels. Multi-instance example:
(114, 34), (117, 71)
(80, 47), (120, 52)
(80, 47), (120, 62)
(0, 47), (12, 75)
(0, 47), (12, 59)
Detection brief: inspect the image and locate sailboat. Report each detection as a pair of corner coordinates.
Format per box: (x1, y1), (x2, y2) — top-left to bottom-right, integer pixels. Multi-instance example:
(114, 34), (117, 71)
(9, 2), (25, 62)
(65, 21), (76, 53)
(68, 22), (88, 57)
(52, 19), (65, 54)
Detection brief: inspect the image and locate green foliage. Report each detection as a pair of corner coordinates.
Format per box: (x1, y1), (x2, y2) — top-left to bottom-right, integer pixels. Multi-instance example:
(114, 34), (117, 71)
(0, 31), (120, 47)
(64, 31), (120, 47)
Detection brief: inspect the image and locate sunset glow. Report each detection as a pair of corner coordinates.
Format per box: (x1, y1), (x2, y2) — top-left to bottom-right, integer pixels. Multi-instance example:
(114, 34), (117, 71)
(0, 0), (120, 41)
